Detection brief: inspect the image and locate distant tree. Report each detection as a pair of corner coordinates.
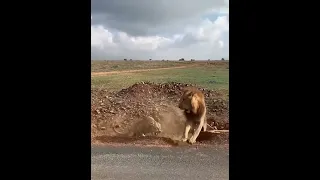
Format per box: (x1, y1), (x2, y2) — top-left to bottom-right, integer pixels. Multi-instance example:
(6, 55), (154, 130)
(191, 59), (195, 61)
(124, 58), (127, 61)
(221, 58), (225, 61)
(130, 59), (132, 61)
(149, 59), (152, 61)
(208, 59), (210, 61)
(179, 58), (185, 61)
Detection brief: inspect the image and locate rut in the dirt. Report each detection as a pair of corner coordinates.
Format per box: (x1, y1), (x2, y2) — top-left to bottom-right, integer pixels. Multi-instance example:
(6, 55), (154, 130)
(91, 82), (229, 143)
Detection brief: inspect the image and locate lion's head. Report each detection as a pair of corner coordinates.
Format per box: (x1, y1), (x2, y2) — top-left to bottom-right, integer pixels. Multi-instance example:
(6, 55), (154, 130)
(178, 88), (203, 114)
(151, 120), (162, 135)
(144, 116), (162, 135)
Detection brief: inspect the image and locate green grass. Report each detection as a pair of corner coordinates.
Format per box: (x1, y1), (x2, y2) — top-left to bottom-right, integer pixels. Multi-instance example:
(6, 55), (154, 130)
(91, 60), (193, 72)
(91, 64), (229, 95)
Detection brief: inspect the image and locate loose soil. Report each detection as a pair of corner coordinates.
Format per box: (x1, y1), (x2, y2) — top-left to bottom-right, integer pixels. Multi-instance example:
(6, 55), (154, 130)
(91, 82), (229, 146)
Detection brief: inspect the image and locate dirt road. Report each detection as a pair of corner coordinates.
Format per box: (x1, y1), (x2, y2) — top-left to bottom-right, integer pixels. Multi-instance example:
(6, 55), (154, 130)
(91, 65), (193, 77)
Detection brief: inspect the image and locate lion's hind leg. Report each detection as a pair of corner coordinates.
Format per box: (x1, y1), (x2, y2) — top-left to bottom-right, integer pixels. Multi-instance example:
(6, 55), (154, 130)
(203, 117), (207, 132)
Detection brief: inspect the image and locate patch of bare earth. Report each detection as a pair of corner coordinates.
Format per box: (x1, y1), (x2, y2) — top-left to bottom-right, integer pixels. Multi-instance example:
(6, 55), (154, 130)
(91, 82), (229, 147)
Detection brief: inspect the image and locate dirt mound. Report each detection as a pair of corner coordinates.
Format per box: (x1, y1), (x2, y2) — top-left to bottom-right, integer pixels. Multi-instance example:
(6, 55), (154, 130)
(91, 82), (229, 145)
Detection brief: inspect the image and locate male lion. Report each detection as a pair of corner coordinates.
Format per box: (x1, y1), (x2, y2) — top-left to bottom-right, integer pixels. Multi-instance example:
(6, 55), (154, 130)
(178, 88), (207, 144)
(113, 116), (162, 137)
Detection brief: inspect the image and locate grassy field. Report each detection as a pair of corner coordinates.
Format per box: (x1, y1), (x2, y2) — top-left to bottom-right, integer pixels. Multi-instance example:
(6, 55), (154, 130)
(91, 60), (192, 72)
(91, 60), (229, 95)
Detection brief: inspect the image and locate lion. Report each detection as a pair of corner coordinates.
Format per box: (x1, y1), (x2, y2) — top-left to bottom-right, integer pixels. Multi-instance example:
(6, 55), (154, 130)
(178, 87), (207, 144)
(113, 116), (162, 137)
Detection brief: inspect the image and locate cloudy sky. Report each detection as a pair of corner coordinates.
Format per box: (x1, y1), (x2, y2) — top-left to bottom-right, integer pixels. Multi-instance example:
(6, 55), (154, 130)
(91, 0), (229, 60)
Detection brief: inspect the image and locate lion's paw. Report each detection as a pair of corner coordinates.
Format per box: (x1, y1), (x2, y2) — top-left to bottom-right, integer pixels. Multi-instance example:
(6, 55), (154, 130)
(181, 138), (188, 142)
(188, 138), (196, 144)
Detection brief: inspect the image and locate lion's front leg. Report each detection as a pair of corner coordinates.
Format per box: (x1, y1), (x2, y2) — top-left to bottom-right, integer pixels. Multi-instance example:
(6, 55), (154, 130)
(181, 121), (192, 142)
(188, 117), (205, 144)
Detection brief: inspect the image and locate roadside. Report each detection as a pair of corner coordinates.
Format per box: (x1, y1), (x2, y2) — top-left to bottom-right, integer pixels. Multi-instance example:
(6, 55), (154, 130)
(91, 82), (229, 146)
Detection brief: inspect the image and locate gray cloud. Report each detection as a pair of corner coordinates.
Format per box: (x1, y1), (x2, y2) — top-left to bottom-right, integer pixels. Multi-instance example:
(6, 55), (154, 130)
(91, 0), (229, 60)
(91, 0), (226, 36)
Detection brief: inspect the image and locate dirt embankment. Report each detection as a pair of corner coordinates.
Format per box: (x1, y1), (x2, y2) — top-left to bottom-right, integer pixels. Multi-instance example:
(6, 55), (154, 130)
(91, 82), (229, 146)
